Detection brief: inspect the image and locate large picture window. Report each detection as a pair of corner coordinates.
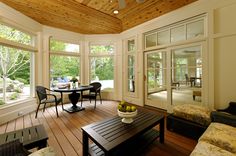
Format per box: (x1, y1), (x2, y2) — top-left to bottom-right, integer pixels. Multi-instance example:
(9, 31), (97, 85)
(0, 23), (35, 105)
(89, 44), (114, 91)
(49, 38), (80, 88)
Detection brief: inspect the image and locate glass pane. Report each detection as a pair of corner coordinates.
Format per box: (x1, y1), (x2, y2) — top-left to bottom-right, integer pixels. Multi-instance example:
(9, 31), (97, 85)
(171, 46), (202, 106)
(90, 57), (114, 90)
(157, 30), (169, 45)
(145, 33), (157, 48)
(128, 55), (135, 66)
(128, 55), (135, 92)
(0, 45), (31, 104)
(0, 23), (34, 46)
(147, 52), (167, 101)
(50, 39), (80, 53)
(171, 25), (185, 43)
(187, 20), (204, 39)
(90, 45), (114, 55)
(128, 39), (135, 51)
(50, 55), (80, 88)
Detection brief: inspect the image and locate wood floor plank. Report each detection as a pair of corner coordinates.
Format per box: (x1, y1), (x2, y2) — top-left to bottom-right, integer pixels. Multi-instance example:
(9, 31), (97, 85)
(37, 110), (65, 156)
(15, 116), (24, 130)
(0, 101), (197, 156)
(42, 107), (78, 156)
(5, 120), (15, 132)
(47, 107), (82, 155)
(23, 114), (33, 128)
(0, 124), (7, 134)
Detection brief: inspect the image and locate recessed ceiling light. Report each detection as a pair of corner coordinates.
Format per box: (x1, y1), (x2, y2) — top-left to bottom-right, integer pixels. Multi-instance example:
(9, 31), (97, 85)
(113, 10), (119, 14)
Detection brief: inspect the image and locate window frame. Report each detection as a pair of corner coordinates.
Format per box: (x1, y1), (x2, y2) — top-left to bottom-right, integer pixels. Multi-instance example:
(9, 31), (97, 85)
(0, 21), (36, 105)
(88, 42), (115, 92)
(49, 37), (81, 88)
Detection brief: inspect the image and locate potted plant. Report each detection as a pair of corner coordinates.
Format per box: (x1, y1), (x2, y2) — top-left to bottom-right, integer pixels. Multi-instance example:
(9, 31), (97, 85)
(70, 77), (78, 88)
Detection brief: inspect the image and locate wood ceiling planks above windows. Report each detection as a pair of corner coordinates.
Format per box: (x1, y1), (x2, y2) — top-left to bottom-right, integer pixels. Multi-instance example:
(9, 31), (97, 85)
(1, 0), (197, 34)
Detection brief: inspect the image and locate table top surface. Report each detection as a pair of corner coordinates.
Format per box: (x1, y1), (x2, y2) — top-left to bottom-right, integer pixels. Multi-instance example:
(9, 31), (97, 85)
(81, 110), (164, 151)
(53, 85), (93, 92)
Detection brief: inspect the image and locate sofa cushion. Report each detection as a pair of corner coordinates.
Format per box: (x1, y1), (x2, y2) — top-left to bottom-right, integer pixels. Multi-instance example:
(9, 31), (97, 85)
(190, 141), (235, 156)
(29, 147), (56, 156)
(173, 104), (211, 126)
(199, 122), (236, 153)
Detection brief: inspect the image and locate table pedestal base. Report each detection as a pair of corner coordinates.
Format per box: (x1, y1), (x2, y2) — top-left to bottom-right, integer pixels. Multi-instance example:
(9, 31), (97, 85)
(64, 105), (85, 113)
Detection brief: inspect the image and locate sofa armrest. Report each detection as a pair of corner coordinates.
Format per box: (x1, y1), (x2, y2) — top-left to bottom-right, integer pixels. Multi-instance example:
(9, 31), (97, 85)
(211, 111), (236, 127)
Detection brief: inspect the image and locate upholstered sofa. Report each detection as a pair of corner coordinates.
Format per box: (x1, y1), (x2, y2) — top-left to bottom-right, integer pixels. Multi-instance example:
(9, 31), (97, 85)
(167, 104), (211, 140)
(190, 111), (236, 156)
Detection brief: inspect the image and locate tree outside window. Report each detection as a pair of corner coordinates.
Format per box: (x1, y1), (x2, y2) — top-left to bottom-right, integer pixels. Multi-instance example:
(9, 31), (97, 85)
(0, 23), (33, 105)
(89, 44), (114, 91)
(49, 38), (80, 88)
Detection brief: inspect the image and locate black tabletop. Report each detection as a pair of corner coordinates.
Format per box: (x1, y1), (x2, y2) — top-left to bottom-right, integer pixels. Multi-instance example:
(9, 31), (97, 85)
(81, 110), (164, 151)
(53, 85), (93, 92)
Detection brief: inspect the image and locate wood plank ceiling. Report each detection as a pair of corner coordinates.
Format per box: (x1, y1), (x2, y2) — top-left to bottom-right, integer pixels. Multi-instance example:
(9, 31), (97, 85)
(1, 0), (197, 34)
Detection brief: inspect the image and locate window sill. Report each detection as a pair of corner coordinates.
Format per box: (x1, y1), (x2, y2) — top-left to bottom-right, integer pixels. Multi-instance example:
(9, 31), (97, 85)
(0, 98), (36, 110)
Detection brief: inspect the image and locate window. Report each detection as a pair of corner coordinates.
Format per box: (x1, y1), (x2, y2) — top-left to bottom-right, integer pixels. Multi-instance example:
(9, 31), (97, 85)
(126, 39), (136, 93)
(0, 23), (35, 105)
(89, 44), (114, 91)
(49, 38), (80, 88)
(144, 14), (206, 49)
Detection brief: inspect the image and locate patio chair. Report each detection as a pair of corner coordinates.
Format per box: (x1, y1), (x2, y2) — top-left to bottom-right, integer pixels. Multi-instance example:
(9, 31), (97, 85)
(35, 86), (63, 118)
(82, 82), (102, 109)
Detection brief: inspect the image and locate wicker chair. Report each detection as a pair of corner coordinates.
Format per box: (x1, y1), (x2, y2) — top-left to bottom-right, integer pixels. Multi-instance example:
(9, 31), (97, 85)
(35, 86), (63, 118)
(82, 82), (102, 109)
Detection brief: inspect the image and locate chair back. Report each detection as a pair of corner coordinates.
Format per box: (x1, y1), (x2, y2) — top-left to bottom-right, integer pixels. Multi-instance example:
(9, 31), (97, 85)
(90, 82), (101, 93)
(36, 86), (47, 101)
(185, 74), (189, 81)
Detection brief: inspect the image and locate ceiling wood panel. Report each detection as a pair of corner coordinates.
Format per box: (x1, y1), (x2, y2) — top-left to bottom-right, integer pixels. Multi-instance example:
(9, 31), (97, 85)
(0, 0), (198, 34)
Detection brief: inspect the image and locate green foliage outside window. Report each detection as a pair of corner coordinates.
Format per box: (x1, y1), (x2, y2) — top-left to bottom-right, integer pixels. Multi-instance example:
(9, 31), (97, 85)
(90, 45), (114, 81)
(50, 39), (79, 52)
(50, 55), (80, 79)
(90, 57), (114, 81)
(0, 24), (32, 46)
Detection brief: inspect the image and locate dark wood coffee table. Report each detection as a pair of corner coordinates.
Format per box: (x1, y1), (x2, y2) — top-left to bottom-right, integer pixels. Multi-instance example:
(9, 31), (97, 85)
(81, 110), (164, 156)
(0, 124), (48, 150)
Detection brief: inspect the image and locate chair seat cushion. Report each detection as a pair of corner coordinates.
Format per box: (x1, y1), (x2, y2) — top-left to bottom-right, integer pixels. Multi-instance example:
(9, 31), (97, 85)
(173, 104), (211, 126)
(199, 122), (236, 153)
(190, 141), (234, 156)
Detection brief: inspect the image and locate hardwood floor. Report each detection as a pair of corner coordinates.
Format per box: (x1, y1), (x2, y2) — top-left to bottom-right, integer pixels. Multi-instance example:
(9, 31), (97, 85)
(0, 101), (197, 156)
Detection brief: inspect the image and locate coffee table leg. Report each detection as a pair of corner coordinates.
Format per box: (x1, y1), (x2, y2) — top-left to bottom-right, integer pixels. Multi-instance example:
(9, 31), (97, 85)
(160, 117), (165, 143)
(82, 130), (89, 156)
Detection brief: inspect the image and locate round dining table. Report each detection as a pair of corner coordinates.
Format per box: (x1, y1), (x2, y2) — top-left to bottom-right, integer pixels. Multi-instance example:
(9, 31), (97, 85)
(53, 85), (93, 113)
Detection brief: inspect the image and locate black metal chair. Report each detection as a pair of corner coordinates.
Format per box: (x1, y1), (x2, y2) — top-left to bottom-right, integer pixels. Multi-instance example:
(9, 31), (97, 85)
(35, 86), (63, 118)
(82, 82), (102, 109)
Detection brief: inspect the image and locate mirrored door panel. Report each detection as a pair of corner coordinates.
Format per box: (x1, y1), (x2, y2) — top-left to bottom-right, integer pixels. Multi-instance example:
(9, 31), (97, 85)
(145, 50), (167, 109)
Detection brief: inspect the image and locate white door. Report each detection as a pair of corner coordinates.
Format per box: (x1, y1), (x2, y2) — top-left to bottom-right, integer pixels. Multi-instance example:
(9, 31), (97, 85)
(144, 50), (168, 110)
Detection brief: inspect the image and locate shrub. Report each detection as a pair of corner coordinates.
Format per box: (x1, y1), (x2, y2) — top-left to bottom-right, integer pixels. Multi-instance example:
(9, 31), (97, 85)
(0, 99), (4, 105)
(14, 87), (22, 93)
(9, 92), (19, 100)
(16, 78), (27, 84)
